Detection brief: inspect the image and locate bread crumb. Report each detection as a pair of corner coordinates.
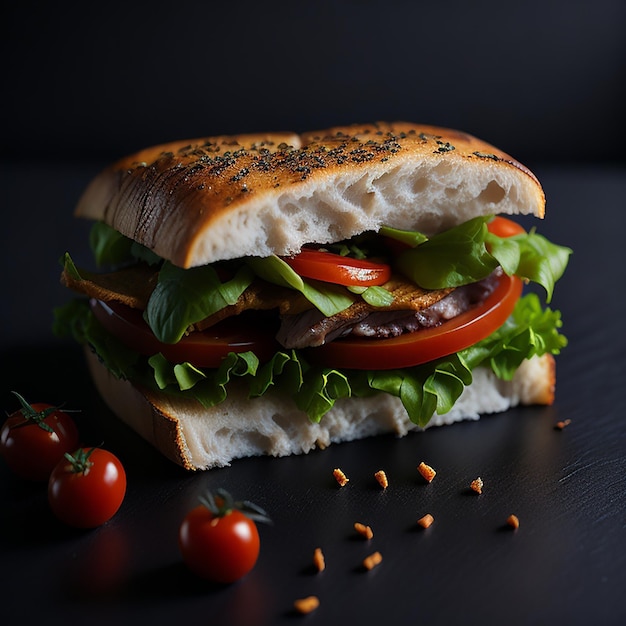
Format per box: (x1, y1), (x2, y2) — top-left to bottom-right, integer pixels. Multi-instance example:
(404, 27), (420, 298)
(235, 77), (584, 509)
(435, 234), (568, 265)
(363, 551), (383, 571)
(555, 419), (572, 430)
(417, 513), (434, 529)
(374, 470), (388, 489)
(354, 522), (374, 540)
(470, 477), (483, 494)
(294, 596), (320, 614)
(333, 468), (349, 487)
(506, 514), (520, 530)
(313, 547), (325, 572)
(417, 461), (436, 483)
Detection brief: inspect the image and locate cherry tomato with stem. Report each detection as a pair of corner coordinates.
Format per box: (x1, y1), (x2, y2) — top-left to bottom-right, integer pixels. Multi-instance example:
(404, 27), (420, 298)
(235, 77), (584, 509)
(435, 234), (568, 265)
(178, 488), (271, 584)
(0, 391), (80, 481)
(48, 447), (126, 529)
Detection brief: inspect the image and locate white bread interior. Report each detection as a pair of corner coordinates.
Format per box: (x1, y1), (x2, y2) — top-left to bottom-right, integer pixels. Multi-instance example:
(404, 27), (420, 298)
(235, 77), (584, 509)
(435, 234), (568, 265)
(75, 122), (545, 268)
(85, 349), (555, 471)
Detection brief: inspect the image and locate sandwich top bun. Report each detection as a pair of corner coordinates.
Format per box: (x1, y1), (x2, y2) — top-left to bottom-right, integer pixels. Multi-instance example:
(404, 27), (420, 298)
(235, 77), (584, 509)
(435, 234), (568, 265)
(75, 122), (545, 268)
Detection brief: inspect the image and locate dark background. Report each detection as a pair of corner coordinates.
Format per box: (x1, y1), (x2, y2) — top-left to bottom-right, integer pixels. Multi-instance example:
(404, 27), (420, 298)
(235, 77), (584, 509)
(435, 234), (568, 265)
(3, 0), (625, 168)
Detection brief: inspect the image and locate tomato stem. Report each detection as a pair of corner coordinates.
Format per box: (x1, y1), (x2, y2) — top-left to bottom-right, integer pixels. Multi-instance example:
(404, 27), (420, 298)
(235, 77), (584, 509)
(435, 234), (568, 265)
(63, 447), (95, 474)
(10, 391), (57, 433)
(10, 391), (80, 433)
(199, 488), (272, 525)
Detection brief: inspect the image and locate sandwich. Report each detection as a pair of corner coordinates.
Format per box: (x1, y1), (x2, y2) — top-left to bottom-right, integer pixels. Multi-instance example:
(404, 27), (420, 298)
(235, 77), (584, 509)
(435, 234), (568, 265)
(54, 122), (571, 470)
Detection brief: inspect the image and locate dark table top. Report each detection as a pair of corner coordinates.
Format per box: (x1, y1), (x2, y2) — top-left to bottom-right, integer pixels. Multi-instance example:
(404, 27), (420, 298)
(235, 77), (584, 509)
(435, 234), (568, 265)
(1, 160), (625, 625)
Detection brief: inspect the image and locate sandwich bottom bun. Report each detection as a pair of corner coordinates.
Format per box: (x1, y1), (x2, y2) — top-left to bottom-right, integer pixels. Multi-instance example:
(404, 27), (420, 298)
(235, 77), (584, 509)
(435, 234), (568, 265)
(84, 349), (555, 470)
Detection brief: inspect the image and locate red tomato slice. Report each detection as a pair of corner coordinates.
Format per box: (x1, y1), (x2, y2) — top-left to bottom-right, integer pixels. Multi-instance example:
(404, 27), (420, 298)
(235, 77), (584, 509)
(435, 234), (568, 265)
(90, 299), (279, 368)
(305, 274), (522, 370)
(488, 216), (526, 238)
(282, 249), (392, 286)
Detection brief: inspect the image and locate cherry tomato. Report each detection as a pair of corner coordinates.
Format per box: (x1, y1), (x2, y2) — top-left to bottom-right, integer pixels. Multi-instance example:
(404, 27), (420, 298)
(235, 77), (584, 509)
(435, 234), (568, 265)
(282, 249), (392, 287)
(306, 274), (522, 370)
(178, 489), (270, 584)
(488, 216), (526, 238)
(90, 299), (279, 368)
(0, 393), (80, 481)
(48, 447), (126, 529)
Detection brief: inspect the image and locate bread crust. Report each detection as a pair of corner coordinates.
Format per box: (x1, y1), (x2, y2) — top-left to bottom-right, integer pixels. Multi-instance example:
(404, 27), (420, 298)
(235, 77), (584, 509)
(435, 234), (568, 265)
(84, 348), (556, 471)
(75, 122), (545, 268)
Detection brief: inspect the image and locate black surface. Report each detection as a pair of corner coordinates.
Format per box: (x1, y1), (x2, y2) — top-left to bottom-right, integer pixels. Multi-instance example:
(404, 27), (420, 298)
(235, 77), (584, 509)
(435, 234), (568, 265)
(1, 163), (625, 626)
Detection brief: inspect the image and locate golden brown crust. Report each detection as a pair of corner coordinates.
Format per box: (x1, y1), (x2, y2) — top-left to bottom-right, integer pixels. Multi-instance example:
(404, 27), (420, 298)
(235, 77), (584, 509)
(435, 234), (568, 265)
(75, 122), (545, 268)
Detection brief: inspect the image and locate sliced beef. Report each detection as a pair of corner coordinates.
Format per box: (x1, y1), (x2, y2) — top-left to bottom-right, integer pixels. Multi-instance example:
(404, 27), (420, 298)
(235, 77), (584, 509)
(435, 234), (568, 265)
(277, 271), (502, 349)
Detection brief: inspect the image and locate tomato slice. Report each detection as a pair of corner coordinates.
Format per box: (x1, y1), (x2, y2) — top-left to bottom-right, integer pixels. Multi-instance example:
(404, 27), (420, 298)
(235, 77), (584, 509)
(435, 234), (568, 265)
(90, 299), (279, 368)
(282, 249), (392, 286)
(488, 216), (526, 238)
(304, 274), (522, 370)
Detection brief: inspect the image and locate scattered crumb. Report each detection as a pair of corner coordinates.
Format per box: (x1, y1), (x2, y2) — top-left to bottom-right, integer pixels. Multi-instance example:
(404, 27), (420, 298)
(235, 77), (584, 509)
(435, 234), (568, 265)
(374, 470), (388, 489)
(294, 596), (320, 615)
(313, 547), (325, 572)
(470, 477), (483, 494)
(417, 461), (436, 483)
(506, 514), (520, 530)
(417, 513), (434, 529)
(354, 522), (374, 540)
(555, 419), (572, 430)
(333, 468), (349, 487)
(363, 551), (383, 571)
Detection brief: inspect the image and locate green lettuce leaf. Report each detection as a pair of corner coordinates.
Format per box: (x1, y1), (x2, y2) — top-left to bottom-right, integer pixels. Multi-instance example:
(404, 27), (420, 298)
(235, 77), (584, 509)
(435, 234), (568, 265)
(148, 350), (259, 408)
(347, 285), (395, 307)
(247, 255), (355, 317)
(249, 350), (304, 398)
(90, 222), (133, 267)
(356, 354), (473, 426)
(390, 216), (571, 300)
(59, 252), (82, 281)
(145, 262), (254, 343)
(394, 216), (499, 288)
(90, 222), (161, 267)
(294, 369), (352, 422)
(378, 225), (429, 247)
(488, 230), (572, 302)
(462, 292), (567, 379)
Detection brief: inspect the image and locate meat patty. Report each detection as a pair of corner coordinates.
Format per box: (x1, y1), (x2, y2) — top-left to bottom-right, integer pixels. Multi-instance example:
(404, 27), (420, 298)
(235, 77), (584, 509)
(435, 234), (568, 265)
(276, 271), (502, 349)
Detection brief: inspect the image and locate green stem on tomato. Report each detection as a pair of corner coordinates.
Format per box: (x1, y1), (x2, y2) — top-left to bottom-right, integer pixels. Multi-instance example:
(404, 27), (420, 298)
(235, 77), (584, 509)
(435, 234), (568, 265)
(198, 488), (272, 524)
(63, 447), (95, 474)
